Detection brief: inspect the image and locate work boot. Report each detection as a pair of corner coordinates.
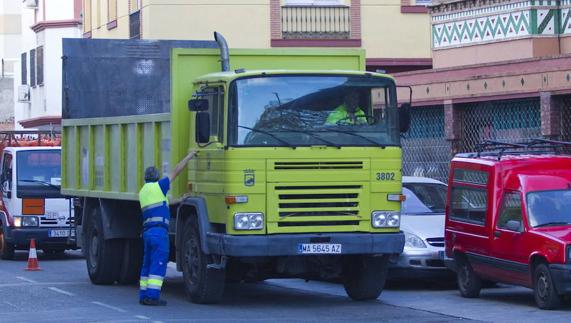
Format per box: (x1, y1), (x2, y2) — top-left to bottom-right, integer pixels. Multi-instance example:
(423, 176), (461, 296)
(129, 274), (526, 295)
(141, 298), (167, 306)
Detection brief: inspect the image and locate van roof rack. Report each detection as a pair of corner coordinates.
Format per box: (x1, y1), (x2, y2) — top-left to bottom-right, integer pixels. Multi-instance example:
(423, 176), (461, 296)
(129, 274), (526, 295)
(455, 138), (571, 160)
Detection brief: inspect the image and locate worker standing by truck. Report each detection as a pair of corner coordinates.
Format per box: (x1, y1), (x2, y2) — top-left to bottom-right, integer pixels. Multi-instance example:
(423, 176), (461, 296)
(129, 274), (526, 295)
(139, 150), (197, 306)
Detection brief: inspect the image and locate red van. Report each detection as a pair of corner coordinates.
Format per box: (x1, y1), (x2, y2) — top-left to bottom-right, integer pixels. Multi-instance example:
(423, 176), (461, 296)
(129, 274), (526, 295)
(444, 140), (571, 309)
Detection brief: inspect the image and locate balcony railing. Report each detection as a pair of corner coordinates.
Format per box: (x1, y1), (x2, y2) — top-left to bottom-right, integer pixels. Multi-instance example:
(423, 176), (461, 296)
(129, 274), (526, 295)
(281, 5), (350, 39)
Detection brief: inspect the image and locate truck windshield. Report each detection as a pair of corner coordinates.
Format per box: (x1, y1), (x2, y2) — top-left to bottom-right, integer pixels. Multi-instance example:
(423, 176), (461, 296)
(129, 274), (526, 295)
(17, 150), (62, 198)
(230, 75), (399, 147)
(527, 190), (571, 227)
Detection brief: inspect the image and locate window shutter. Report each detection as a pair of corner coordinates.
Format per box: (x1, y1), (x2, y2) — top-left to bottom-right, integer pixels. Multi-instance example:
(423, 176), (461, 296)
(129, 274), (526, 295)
(36, 46), (44, 86)
(30, 49), (36, 87)
(21, 52), (27, 85)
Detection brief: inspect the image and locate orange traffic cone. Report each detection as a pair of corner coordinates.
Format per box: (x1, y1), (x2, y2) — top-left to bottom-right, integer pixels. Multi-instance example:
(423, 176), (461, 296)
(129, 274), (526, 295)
(25, 239), (42, 271)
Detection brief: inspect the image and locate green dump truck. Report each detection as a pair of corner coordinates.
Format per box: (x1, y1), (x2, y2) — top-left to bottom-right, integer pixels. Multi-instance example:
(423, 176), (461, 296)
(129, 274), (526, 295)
(61, 34), (408, 303)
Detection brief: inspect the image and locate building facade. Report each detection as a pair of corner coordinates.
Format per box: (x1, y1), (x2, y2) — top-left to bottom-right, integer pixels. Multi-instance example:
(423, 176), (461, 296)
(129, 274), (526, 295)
(83, 0), (433, 73)
(0, 0), (22, 130)
(13, 0), (82, 130)
(396, 0), (571, 182)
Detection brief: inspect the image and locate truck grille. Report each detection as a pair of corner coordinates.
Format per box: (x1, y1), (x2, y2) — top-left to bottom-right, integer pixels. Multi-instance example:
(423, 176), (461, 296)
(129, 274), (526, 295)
(426, 237), (444, 247)
(39, 216), (74, 227)
(274, 161), (363, 170)
(269, 184), (365, 232)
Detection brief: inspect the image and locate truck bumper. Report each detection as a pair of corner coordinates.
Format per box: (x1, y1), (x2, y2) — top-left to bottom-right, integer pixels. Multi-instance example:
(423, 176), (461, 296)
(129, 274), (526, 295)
(549, 264), (571, 295)
(206, 232), (405, 257)
(5, 228), (77, 250)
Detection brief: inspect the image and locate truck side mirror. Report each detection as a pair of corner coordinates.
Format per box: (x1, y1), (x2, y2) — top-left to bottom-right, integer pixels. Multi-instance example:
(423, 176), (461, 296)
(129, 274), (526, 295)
(195, 112), (211, 144)
(188, 98), (209, 112)
(506, 220), (522, 232)
(399, 103), (411, 133)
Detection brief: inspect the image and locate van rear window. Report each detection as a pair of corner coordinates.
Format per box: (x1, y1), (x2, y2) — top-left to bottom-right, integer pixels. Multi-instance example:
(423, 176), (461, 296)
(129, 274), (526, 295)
(453, 169), (489, 185)
(450, 187), (488, 225)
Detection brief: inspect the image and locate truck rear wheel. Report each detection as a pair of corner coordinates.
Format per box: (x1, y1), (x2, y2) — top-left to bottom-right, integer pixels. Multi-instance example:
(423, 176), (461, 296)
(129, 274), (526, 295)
(84, 207), (121, 284)
(0, 229), (15, 260)
(181, 217), (225, 304)
(457, 257), (482, 298)
(118, 238), (143, 285)
(343, 255), (389, 301)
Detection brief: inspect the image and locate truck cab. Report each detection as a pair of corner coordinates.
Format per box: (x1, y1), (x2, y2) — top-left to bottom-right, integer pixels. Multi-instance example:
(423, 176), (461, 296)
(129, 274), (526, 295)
(0, 146), (75, 259)
(444, 140), (571, 309)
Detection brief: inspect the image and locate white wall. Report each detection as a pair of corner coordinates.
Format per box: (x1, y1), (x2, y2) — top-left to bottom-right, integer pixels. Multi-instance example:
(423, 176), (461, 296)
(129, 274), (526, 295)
(13, 1), (81, 129)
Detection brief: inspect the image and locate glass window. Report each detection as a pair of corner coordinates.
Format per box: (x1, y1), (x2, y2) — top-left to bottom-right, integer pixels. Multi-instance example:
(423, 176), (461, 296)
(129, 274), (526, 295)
(453, 169), (489, 185)
(231, 75), (399, 148)
(527, 190), (571, 227)
(450, 186), (487, 225)
(196, 86), (224, 141)
(497, 192), (523, 230)
(1, 154), (13, 195)
(16, 150), (62, 198)
(402, 183), (447, 214)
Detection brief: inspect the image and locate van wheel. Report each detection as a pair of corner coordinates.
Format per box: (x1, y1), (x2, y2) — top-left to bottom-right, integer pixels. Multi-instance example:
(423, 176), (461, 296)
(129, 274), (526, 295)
(534, 263), (562, 310)
(181, 216), (225, 304)
(84, 205), (121, 284)
(343, 255), (389, 301)
(457, 257), (481, 298)
(0, 229), (15, 260)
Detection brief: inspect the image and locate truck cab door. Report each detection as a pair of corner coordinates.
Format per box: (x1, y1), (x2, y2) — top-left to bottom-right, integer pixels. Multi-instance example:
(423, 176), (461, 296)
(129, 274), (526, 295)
(491, 191), (529, 286)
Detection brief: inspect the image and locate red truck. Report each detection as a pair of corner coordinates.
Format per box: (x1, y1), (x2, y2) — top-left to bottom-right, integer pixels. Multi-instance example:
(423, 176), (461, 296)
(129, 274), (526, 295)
(444, 139), (571, 310)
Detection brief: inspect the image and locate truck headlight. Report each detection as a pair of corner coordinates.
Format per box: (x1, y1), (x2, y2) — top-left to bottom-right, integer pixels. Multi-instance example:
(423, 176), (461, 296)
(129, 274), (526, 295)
(234, 213), (263, 230)
(372, 211), (400, 228)
(14, 216), (39, 227)
(404, 231), (427, 249)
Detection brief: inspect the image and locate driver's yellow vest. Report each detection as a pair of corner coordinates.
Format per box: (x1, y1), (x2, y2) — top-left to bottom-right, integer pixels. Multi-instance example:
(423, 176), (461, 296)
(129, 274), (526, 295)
(325, 105), (366, 125)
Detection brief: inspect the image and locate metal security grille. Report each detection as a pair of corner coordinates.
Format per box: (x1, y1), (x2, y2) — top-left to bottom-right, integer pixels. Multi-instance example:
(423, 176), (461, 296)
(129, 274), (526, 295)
(402, 106), (451, 183)
(459, 99), (541, 152)
(281, 6), (350, 39)
(559, 95), (571, 142)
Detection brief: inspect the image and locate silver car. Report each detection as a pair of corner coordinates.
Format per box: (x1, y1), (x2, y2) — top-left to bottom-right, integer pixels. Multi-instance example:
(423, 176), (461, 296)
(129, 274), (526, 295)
(390, 176), (452, 279)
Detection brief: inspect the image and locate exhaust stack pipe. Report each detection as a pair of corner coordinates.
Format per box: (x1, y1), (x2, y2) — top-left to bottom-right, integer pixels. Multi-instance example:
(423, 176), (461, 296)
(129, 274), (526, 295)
(214, 32), (230, 72)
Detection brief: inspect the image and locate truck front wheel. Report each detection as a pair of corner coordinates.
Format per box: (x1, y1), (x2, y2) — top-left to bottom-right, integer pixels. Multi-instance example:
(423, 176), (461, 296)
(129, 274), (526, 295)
(343, 255), (389, 301)
(84, 206), (121, 284)
(181, 217), (225, 304)
(0, 229), (15, 260)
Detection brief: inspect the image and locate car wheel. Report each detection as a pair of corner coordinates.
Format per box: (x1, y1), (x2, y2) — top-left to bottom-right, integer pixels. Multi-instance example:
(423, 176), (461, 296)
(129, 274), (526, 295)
(534, 263), (562, 310)
(0, 229), (15, 260)
(457, 257), (481, 298)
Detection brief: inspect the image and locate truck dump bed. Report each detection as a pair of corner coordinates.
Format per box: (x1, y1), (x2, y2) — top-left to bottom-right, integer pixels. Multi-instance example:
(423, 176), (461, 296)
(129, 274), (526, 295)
(61, 38), (365, 200)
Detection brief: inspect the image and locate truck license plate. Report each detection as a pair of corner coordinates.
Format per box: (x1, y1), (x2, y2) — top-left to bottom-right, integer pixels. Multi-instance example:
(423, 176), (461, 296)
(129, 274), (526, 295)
(297, 243), (342, 254)
(48, 229), (74, 238)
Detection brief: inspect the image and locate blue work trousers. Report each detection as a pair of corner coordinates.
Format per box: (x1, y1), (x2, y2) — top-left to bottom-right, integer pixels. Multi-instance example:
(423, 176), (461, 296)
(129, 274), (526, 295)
(139, 226), (169, 301)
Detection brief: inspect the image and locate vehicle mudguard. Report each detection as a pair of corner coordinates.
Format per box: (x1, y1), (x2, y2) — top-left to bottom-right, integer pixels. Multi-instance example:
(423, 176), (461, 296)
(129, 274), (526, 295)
(82, 198), (142, 241)
(176, 197), (213, 265)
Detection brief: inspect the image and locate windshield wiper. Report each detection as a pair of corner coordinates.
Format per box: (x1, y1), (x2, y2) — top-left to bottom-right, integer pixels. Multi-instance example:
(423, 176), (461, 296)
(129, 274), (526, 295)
(19, 179), (60, 189)
(280, 129), (341, 148)
(238, 125), (295, 147)
(316, 129), (384, 147)
(534, 221), (571, 228)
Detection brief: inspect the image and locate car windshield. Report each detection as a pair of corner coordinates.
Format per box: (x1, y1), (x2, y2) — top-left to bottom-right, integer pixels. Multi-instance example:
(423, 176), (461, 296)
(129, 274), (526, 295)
(527, 189), (571, 227)
(16, 150), (62, 198)
(402, 183), (447, 214)
(230, 75), (399, 147)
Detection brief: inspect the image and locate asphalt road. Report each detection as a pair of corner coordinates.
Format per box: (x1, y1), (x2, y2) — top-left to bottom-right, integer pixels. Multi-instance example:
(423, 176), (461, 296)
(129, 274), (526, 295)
(0, 250), (569, 323)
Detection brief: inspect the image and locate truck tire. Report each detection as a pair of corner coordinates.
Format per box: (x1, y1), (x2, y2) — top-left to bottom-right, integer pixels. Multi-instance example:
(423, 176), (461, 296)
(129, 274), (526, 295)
(84, 207), (122, 284)
(0, 229), (15, 260)
(534, 263), (562, 310)
(181, 216), (225, 304)
(118, 238), (143, 285)
(457, 257), (481, 298)
(343, 255), (389, 301)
